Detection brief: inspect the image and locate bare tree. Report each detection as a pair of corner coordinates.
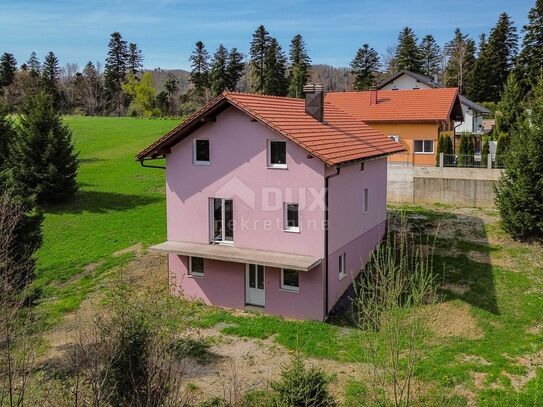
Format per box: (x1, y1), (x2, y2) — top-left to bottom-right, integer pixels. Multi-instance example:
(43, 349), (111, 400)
(382, 45), (398, 77)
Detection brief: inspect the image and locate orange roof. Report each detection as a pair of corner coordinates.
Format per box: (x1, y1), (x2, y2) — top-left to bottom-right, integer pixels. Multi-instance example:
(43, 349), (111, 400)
(137, 92), (405, 166)
(325, 88), (462, 123)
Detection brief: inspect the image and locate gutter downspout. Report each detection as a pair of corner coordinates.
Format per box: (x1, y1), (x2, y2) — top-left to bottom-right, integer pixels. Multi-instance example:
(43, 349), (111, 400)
(139, 158), (166, 170)
(324, 166), (341, 320)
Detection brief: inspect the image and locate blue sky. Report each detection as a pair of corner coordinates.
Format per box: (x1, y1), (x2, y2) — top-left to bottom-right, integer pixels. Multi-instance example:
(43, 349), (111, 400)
(0, 0), (535, 70)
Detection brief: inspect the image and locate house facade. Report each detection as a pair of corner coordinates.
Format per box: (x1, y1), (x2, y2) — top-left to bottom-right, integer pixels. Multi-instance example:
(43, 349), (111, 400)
(377, 70), (491, 153)
(137, 86), (404, 321)
(325, 88), (463, 166)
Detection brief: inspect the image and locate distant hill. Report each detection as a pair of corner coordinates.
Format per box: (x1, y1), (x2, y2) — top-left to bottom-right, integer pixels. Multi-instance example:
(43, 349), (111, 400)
(148, 64), (358, 94)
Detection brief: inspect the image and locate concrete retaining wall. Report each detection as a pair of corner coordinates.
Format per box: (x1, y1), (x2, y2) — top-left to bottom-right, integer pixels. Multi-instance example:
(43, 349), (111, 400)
(387, 165), (502, 207)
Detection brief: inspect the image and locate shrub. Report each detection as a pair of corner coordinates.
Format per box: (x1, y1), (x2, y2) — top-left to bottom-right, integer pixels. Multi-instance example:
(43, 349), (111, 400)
(270, 353), (336, 407)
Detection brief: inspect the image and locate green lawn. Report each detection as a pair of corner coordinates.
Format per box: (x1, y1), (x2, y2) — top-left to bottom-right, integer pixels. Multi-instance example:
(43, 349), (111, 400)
(36, 117), (543, 406)
(34, 116), (179, 324)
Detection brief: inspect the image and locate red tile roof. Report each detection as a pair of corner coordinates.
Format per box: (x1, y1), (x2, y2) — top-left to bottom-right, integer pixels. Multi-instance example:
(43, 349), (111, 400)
(325, 88), (461, 123)
(137, 92), (405, 166)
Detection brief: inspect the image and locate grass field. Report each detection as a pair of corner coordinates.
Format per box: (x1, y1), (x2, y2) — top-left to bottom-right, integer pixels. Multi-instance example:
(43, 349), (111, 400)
(36, 117), (543, 406)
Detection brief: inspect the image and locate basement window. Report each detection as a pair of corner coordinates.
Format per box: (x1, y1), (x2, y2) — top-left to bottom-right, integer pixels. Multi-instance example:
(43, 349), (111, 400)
(414, 140), (434, 154)
(193, 139), (210, 165)
(281, 269), (299, 292)
(267, 140), (287, 168)
(189, 256), (204, 277)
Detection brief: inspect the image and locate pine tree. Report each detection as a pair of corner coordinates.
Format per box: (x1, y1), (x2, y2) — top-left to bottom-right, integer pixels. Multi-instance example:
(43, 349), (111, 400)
(189, 41), (210, 97)
(0, 102), (14, 169)
(350, 44), (380, 91)
(485, 13), (518, 102)
(41, 51), (61, 96)
(420, 35), (441, 78)
(250, 25), (271, 93)
(444, 28), (476, 94)
(104, 32), (129, 115)
(0, 53), (17, 87)
(435, 134), (444, 166)
(481, 137), (490, 167)
(515, 0), (543, 94)
(395, 27), (424, 73)
(495, 73), (525, 143)
(457, 132), (474, 167)
(127, 43), (143, 74)
(26, 52), (41, 76)
(225, 48), (244, 91)
(288, 34), (311, 98)
(263, 38), (288, 96)
(210, 44), (229, 96)
(495, 74), (543, 238)
(467, 34), (492, 102)
(11, 91), (79, 203)
(444, 135), (454, 165)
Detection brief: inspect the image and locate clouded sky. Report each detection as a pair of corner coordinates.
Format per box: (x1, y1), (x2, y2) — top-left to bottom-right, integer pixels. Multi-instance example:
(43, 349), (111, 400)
(0, 0), (535, 70)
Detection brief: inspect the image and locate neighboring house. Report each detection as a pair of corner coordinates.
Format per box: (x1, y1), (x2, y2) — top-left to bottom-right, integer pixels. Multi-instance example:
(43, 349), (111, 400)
(325, 88), (463, 166)
(377, 70), (491, 153)
(137, 85), (404, 321)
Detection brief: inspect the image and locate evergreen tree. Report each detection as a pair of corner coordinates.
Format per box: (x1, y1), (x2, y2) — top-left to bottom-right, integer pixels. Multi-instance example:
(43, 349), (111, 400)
(495, 73), (525, 143)
(457, 132), (474, 167)
(263, 38), (288, 96)
(350, 44), (380, 91)
(0, 53), (17, 87)
(481, 137), (490, 167)
(435, 134), (444, 166)
(104, 32), (129, 115)
(420, 34), (441, 78)
(210, 44), (229, 96)
(0, 102), (14, 169)
(127, 43), (143, 74)
(288, 34), (311, 98)
(26, 52), (41, 76)
(515, 0), (543, 94)
(467, 34), (493, 102)
(11, 91), (79, 203)
(395, 27), (424, 73)
(495, 75), (543, 238)
(225, 48), (244, 91)
(41, 51), (61, 97)
(249, 25), (271, 93)
(189, 41), (210, 97)
(444, 28), (476, 94)
(444, 135), (454, 165)
(485, 13), (518, 102)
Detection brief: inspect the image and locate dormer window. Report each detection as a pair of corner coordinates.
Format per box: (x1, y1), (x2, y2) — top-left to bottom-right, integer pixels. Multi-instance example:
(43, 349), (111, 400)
(194, 139), (210, 165)
(267, 140), (287, 169)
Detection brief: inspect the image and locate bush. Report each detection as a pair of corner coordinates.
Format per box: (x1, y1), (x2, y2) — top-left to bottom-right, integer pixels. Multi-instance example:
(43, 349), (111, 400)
(270, 353), (336, 407)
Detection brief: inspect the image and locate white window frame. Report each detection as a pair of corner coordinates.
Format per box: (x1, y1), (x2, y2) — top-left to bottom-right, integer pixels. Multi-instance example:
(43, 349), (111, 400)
(209, 198), (234, 244)
(339, 253), (346, 279)
(363, 188), (369, 213)
(283, 203), (300, 233)
(389, 135), (400, 143)
(267, 140), (287, 169)
(280, 268), (300, 293)
(193, 139), (210, 165)
(189, 256), (204, 278)
(413, 139), (434, 154)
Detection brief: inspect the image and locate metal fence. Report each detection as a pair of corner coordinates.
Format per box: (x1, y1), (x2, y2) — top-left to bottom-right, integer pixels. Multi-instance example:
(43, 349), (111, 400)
(388, 153), (506, 169)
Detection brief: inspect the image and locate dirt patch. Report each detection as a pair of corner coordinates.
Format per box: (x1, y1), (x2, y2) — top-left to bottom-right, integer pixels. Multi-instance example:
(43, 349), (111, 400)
(461, 354), (491, 366)
(425, 302), (484, 340)
(503, 349), (543, 390)
(84, 260), (105, 272)
(527, 324), (542, 335)
(442, 283), (470, 295)
(471, 371), (488, 389)
(113, 243), (143, 257)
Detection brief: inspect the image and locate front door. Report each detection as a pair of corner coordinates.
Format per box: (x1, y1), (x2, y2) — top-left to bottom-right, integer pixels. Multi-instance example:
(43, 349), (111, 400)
(246, 264), (265, 307)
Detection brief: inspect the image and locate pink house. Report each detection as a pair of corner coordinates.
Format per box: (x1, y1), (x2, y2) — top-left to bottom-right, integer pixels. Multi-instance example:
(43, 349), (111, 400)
(137, 84), (404, 321)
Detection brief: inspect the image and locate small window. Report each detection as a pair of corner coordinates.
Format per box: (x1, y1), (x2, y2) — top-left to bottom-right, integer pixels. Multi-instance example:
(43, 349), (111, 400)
(194, 139), (210, 164)
(363, 188), (369, 213)
(281, 269), (299, 292)
(339, 253), (346, 279)
(414, 140), (434, 154)
(189, 256), (204, 277)
(360, 162), (365, 171)
(389, 135), (400, 143)
(268, 140), (287, 168)
(284, 203), (299, 232)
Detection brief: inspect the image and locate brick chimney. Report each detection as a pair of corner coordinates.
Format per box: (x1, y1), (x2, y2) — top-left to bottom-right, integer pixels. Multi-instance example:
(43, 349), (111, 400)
(369, 86), (378, 106)
(303, 83), (324, 122)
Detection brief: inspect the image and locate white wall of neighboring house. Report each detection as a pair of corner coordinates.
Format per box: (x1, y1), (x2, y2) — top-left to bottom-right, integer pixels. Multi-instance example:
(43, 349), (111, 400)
(380, 76), (432, 90)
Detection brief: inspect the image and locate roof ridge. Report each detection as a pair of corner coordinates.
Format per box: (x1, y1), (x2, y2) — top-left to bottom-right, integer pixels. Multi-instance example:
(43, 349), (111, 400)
(224, 91), (303, 101)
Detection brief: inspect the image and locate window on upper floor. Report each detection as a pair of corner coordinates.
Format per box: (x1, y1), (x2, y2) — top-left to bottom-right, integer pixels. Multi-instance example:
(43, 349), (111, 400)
(414, 140), (434, 154)
(189, 256), (204, 277)
(339, 253), (346, 279)
(194, 139), (210, 165)
(363, 188), (369, 213)
(281, 269), (299, 292)
(284, 203), (299, 232)
(389, 135), (400, 143)
(210, 198), (233, 243)
(267, 140), (287, 168)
